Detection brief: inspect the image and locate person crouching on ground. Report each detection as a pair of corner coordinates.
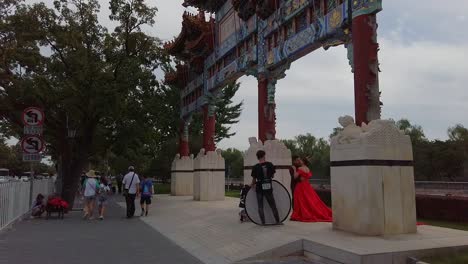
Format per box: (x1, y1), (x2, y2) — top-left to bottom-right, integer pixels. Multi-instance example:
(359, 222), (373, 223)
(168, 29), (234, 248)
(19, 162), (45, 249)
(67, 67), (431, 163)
(97, 175), (111, 220)
(82, 170), (99, 220)
(31, 193), (45, 218)
(140, 175), (153, 216)
(251, 150), (281, 225)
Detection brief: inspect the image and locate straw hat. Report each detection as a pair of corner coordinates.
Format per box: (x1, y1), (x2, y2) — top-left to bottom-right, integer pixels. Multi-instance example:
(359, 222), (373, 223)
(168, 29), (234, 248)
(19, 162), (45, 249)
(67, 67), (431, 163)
(85, 170), (98, 178)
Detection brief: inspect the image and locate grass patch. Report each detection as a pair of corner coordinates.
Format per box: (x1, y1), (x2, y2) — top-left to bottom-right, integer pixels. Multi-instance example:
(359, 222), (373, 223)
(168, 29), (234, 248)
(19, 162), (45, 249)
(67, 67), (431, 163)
(422, 251), (468, 264)
(420, 219), (468, 232)
(225, 189), (240, 198)
(154, 183), (171, 194)
(418, 219), (468, 263)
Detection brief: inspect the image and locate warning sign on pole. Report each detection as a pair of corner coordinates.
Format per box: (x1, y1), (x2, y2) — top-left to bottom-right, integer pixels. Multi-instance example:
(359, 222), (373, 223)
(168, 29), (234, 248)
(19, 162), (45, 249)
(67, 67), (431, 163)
(22, 107), (45, 162)
(22, 107), (45, 126)
(21, 135), (45, 154)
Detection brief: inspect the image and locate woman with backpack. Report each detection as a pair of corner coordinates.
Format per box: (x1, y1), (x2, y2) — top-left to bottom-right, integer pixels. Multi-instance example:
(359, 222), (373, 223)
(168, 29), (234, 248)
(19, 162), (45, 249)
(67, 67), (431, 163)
(139, 175), (153, 217)
(97, 175), (111, 220)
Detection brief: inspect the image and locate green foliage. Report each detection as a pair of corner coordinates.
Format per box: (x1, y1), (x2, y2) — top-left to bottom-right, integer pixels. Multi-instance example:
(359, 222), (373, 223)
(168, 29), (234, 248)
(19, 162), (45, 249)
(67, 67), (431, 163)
(329, 127), (343, 140)
(396, 119), (467, 181)
(448, 124), (468, 150)
(396, 119), (427, 143)
(222, 148), (244, 178)
(282, 133), (330, 178)
(422, 251), (468, 264)
(282, 120), (468, 181)
(0, 139), (54, 176)
(225, 189), (240, 198)
(154, 183), (170, 194)
(143, 82), (242, 181)
(213, 82), (243, 142)
(0, 0), (170, 202)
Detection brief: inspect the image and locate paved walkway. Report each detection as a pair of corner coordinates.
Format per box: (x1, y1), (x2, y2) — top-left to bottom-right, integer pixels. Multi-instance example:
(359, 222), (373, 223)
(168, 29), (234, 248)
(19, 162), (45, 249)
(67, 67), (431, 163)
(134, 195), (468, 264)
(0, 197), (202, 264)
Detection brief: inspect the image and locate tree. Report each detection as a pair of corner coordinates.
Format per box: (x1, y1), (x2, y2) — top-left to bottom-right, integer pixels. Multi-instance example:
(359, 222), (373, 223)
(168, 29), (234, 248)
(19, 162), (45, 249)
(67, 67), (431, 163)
(222, 148), (244, 179)
(396, 119), (427, 143)
(1, 0), (242, 201)
(213, 82), (243, 142)
(329, 127), (343, 140)
(282, 133), (330, 178)
(448, 124), (468, 142)
(448, 124), (468, 179)
(0, 138), (54, 176)
(143, 83), (243, 181)
(0, 0), (170, 204)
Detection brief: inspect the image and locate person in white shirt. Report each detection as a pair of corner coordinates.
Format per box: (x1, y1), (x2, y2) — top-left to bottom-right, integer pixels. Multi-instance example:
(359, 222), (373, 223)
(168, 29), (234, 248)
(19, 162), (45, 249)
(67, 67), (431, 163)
(122, 166), (140, 218)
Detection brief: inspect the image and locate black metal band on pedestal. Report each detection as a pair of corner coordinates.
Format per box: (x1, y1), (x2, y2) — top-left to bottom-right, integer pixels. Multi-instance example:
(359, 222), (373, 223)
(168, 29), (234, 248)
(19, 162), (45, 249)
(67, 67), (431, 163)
(243, 165), (292, 170)
(330, 160), (414, 167)
(193, 169), (226, 172)
(170, 170), (194, 173)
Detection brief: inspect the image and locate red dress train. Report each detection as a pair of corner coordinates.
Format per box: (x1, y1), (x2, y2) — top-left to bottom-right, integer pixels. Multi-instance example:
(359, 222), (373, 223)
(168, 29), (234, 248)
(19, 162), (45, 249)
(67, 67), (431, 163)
(290, 169), (332, 222)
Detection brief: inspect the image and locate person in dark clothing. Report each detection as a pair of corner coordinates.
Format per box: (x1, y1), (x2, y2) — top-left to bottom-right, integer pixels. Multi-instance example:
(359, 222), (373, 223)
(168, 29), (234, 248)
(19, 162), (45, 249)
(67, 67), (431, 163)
(289, 155), (301, 208)
(80, 172), (87, 190)
(116, 173), (123, 194)
(251, 150), (281, 225)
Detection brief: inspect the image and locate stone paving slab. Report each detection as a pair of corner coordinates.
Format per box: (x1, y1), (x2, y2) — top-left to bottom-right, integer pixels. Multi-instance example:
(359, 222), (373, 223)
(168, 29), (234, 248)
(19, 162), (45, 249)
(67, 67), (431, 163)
(0, 197), (202, 264)
(125, 195), (468, 264)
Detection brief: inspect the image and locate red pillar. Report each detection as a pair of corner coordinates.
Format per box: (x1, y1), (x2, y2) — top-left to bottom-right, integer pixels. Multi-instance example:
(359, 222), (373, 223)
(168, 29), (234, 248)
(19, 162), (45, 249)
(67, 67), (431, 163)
(178, 120), (190, 157)
(352, 14), (380, 126)
(258, 77), (276, 142)
(203, 105), (216, 152)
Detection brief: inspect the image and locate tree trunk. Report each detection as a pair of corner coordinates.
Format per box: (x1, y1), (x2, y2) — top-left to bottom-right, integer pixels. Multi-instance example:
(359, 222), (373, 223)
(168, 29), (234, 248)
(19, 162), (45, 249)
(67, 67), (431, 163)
(59, 125), (93, 207)
(61, 159), (86, 206)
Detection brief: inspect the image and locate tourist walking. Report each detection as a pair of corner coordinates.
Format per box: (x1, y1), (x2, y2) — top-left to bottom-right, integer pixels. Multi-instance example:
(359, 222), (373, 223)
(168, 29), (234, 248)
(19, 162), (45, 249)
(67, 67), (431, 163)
(290, 157), (332, 222)
(97, 175), (111, 220)
(140, 175), (153, 216)
(122, 166), (140, 218)
(251, 150), (281, 225)
(82, 170), (99, 220)
(116, 173), (123, 194)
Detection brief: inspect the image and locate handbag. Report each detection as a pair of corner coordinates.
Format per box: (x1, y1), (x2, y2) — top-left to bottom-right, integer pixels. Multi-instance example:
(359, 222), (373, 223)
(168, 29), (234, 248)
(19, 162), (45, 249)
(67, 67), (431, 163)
(123, 173), (135, 197)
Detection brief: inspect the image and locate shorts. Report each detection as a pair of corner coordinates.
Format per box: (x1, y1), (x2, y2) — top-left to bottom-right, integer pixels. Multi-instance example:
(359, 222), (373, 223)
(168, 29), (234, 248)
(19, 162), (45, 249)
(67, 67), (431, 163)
(85, 195), (96, 202)
(140, 196), (152, 205)
(97, 196), (107, 206)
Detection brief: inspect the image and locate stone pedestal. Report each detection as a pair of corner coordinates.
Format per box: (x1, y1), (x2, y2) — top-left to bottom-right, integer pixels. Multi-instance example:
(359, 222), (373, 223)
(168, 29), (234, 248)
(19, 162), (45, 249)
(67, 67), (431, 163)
(330, 116), (417, 236)
(171, 154), (194, 196)
(243, 138), (292, 194)
(193, 149), (225, 201)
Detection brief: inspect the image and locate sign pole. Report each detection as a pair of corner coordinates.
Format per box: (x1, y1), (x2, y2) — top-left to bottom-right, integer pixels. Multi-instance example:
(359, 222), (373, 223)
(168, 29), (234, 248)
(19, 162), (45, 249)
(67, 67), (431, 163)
(22, 107), (45, 205)
(29, 162), (34, 206)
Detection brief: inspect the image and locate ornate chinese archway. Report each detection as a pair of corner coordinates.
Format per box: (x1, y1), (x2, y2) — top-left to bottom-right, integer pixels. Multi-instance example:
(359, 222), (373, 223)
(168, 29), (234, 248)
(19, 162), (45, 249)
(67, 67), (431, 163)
(165, 0), (383, 156)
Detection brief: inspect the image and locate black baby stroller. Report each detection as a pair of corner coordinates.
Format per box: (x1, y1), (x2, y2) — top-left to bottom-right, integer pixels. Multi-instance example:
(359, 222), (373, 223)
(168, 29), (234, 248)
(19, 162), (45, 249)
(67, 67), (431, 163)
(239, 185), (251, 222)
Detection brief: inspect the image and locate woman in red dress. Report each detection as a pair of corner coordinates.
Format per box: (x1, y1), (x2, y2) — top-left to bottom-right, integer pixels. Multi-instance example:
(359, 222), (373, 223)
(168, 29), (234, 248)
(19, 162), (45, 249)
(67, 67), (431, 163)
(290, 157), (332, 222)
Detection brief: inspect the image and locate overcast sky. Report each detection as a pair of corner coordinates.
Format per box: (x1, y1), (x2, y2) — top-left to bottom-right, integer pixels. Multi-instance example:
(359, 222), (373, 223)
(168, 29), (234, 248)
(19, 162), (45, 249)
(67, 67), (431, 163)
(35, 0), (468, 150)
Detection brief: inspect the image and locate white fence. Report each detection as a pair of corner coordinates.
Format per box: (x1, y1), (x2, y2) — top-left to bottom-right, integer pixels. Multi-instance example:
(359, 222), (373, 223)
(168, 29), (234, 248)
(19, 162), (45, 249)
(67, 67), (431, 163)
(0, 179), (55, 231)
